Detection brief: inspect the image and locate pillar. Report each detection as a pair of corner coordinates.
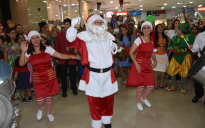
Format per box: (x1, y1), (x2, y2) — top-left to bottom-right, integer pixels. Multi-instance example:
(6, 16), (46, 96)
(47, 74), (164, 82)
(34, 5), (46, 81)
(83, 1), (94, 24)
(141, 11), (147, 21)
(67, 0), (71, 19)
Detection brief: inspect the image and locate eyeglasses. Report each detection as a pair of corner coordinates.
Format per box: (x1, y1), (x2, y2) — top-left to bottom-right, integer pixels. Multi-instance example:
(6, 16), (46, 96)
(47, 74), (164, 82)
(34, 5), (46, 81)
(93, 21), (104, 24)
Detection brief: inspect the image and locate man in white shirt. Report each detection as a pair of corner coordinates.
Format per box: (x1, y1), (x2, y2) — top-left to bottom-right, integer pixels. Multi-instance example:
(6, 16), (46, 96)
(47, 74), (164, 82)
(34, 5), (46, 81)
(189, 31), (205, 104)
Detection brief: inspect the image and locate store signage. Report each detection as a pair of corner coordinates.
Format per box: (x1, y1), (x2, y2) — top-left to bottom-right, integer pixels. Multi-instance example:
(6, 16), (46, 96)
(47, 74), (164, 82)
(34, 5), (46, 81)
(116, 11), (128, 16)
(88, 9), (93, 12)
(179, 8), (194, 13)
(48, 20), (63, 25)
(152, 10), (165, 14)
(105, 11), (114, 19)
(196, 7), (205, 11)
(129, 11), (141, 16)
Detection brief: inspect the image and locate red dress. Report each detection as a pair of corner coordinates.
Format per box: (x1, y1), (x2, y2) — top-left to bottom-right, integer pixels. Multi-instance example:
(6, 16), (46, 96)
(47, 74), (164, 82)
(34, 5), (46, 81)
(126, 37), (155, 87)
(29, 51), (59, 98)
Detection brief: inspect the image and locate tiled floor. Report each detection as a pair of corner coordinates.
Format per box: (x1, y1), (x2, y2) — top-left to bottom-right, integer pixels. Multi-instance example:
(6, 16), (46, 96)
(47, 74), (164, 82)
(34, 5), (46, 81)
(13, 77), (205, 128)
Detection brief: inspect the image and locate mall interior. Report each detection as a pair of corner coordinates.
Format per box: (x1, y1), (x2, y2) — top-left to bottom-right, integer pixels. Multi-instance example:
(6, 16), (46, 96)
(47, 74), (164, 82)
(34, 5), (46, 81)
(0, 0), (205, 128)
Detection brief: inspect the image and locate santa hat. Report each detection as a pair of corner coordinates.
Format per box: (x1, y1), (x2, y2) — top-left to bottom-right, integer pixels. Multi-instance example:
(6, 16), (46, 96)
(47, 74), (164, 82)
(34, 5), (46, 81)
(141, 21), (153, 32)
(27, 31), (41, 42)
(141, 21), (156, 48)
(86, 14), (103, 23)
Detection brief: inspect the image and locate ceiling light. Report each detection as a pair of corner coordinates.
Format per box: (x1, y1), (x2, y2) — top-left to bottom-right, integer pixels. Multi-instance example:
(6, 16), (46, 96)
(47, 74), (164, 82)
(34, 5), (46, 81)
(43, 19), (45, 20)
(139, 0), (142, 1)
(164, 3), (167, 5)
(63, 4), (67, 6)
(100, 11), (102, 13)
(161, 7), (164, 9)
(82, 1), (84, 2)
(72, 3), (75, 6)
(56, 15), (58, 16)
(198, 5), (203, 7)
(75, 10), (77, 12)
(55, 0), (58, 1)
(190, 2), (193, 3)
(140, 9), (143, 10)
(82, 13), (84, 14)
(43, 1), (47, 2)
(140, 5), (143, 7)
(183, 6), (186, 7)
(29, 14), (31, 15)
(115, 7), (118, 9)
(110, 1), (113, 3)
(177, 2), (182, 4)
(68, 14), (69, 15)
(118, 10), (121, 11)
(172, 6), (176, 8)
(59, 1), (61, 2)
(64, 11), (66, 12)
(95, 9), (97, 10)
(47, 7), (50, 8)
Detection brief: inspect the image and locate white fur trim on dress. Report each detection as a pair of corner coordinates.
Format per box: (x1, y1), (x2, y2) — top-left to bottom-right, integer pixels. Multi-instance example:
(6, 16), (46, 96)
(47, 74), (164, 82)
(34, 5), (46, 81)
(92, 119), (102, 128)
(102, 116), (112, 124)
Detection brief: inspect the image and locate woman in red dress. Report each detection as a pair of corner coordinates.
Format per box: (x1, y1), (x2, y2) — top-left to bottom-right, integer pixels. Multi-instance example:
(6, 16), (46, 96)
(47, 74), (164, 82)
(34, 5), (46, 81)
(19, 31), (80, 122)
(126, 21), (157, 111)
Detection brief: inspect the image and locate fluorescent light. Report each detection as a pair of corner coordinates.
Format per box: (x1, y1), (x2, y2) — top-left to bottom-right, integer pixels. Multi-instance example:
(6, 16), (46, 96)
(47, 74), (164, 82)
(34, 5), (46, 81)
(115, 7), (118, 9)
(68, 14), (69, 15)
(43, 1), (47, 2)
(59, 1), (61, 2)
(47, 7), (50, 8)
(198, 5), (203, 7)
(75, 10), (77, 12)
(177, 2), (182, 4)
(28, 9), (29, 10)
(82, 1), (84, 2)
(100, 11), (102, 13)
(164, 3), (167, 5)
(172, 6), (176, 8)
(64, 4), (67, 6)
(29, 14), (31, 15)
(56, 15), (58, 16)
(161, 7), (164, 9)
(95, 9), (97, 10)
(118, 10), (121, 12)
(72, 3), (75, 6)
(43, 19), (45, 20)
(139, 0), (142, 1)
(140, 9), (143, 10)
(183, 6), (186, 7)
(64, 11), (66, 12)
(110, 1), (113, 3)
(82, 13), (84, 14)
(140, 5), (143, 7)
(55, 0), (58, 1)
(190, 2), (193, 3)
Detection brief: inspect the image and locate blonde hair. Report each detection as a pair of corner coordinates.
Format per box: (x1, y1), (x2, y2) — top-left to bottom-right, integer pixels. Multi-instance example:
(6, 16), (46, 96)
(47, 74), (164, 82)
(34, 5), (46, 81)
(7, 20), (15, 25)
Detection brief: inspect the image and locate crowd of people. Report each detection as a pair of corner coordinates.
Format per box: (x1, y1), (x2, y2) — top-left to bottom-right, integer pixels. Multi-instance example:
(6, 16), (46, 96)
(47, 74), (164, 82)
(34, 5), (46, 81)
(0, 9), (205, 128)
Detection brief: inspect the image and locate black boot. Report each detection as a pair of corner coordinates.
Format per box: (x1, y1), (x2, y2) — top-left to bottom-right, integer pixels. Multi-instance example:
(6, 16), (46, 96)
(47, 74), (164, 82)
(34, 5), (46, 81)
(192, 96), (200, 103)
(104, 124), (112, 128)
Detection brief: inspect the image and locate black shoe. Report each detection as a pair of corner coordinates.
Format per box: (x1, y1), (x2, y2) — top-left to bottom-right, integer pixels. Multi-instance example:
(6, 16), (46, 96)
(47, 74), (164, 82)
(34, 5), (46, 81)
(104, 124), (112, 128)
(73, 91), (78, 96)
(31, 90), (34, 94)
(28, 96), (33, 102)
(62, 93), (67, 98)
(22, 98), (27, 104)
(192, 96), (200, 103)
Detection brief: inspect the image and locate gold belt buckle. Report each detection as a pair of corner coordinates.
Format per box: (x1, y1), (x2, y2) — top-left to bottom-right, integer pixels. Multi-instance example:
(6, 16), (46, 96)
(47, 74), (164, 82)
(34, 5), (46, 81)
(100, 69), (103, 73)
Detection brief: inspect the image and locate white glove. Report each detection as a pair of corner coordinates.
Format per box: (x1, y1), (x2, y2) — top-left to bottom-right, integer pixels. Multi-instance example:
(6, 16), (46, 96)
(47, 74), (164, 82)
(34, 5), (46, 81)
(71, 17), (81, 28)
(109, 41), (117, 54)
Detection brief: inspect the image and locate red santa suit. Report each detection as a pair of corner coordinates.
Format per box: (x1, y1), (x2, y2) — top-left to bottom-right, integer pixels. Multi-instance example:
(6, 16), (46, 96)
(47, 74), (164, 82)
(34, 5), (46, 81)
(66, 15), (118, 128)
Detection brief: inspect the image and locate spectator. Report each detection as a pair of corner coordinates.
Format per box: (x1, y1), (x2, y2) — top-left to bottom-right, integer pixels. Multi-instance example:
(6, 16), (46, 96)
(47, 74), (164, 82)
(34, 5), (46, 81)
(16, 33), (26, 43)
(56, 18), (78, 97)
(123, 16), (135, 25)
(15, 24), (28, 40)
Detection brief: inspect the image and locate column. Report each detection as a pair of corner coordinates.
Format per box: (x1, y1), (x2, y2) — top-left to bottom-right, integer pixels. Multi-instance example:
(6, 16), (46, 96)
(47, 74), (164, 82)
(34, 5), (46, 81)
(83, 1), (94, 24)
(67, 0), (71, 19)
(166, 10), (172, 20)
(79, 0), (83, 26)
(141, 11), (147, 21)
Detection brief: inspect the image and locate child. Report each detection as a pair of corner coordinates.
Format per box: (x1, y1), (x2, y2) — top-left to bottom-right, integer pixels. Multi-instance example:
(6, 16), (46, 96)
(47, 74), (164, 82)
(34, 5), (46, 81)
(111, 15), (117, 28)
(131, 29), (137, 45)
(7, 20), (15, 28)
(13, 57), (33, 103)
(52, 30), (57, 49)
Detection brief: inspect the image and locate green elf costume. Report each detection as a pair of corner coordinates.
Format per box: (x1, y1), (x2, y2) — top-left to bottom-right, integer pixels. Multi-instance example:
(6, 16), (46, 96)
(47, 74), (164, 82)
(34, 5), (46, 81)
(166, 22), (195, 94)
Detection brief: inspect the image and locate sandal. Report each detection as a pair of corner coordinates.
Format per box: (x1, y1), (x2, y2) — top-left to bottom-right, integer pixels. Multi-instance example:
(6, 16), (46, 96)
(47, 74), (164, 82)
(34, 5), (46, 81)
(160, 81), (164, 88)
(120, 77), (125, 85)
(155, 83), (159, 89)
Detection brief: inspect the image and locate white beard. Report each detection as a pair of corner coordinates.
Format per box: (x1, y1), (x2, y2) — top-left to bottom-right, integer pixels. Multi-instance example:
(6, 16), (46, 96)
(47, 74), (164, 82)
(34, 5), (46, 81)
(86, 20), (108, 42)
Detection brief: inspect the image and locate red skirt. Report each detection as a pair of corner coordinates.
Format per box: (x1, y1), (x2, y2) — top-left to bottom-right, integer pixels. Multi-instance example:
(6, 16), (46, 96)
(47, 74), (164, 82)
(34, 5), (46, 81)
(32, 68), (59, 98)
(126, 64), (154, 87)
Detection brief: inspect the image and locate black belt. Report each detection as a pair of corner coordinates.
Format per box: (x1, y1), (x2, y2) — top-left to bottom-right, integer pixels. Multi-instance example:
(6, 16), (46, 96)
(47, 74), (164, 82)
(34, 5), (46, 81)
(86, 66), (111, 73)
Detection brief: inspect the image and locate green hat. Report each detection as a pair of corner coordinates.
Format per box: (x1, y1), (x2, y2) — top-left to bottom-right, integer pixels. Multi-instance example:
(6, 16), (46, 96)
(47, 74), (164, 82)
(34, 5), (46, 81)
(179, 22), (192, 34)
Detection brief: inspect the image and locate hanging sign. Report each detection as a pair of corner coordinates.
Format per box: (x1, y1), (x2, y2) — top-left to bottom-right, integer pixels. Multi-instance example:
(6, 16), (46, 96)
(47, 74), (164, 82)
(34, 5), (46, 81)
(196, 7), (205, 11)
(129, 11), (141, 16)
(116, 11), (128, 16)
(105, 11), (114, 19)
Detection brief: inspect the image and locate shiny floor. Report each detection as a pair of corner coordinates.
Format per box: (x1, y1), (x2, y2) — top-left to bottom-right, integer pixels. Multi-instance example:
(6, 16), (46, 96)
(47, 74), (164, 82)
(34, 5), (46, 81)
(13, 77), (205, 128)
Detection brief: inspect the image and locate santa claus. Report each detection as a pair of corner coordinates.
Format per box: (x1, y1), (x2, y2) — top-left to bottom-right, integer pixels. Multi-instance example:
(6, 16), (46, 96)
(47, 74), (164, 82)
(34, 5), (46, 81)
(66, 15), (118, 128)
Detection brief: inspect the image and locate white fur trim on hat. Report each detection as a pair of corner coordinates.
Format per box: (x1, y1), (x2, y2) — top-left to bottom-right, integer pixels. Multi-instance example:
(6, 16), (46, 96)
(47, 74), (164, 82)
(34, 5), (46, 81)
(141, 21), (153, 32)
(28, 31), (41, 42)
(87, 14), (103, 23)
